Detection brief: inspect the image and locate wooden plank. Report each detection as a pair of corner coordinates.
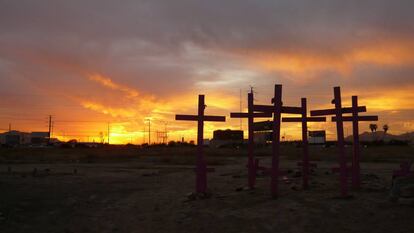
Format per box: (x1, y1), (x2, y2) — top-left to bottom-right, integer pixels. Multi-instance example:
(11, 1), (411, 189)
(203, 115), (226, 122)
(230, 112), (272, 118)
(281, 106), (302, 114)
(176, 115), (198, 121)
(253, 104), (273, 113)
(310, 106), (367, 116)
(307, 117), (327, 122)
(332, 115), (378, 122)
(253, 105), (302, 114)
(282, 117), (302, 122)
(254, 112), (273, 118)
(230, 113), (249, 118)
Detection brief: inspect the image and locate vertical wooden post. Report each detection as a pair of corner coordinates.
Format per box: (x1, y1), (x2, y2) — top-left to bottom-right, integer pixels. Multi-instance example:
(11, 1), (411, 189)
(333, 87), (348, 197)
(196, 95), (207, 193)
(176, 95), (225, 194)
(247, 92), (255, 189)
(351, 96), (361, 189)
(301, 98), (310, 189)
(271, 85), (282, 198)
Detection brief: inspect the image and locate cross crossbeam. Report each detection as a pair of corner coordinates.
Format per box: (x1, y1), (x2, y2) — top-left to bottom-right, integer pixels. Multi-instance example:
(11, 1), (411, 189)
(310, 106), (366, 116)
(253, 105), (302, 114)
(176, 115), (226, 122)
(331, 116), (378, 121)
(175, 95), (226, 194)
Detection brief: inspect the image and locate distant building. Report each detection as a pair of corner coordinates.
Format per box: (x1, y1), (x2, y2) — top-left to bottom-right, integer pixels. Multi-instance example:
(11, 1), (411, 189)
(309, 130), (326, 144)
(30, 132), (49, 144)
(203, 139), (210, 146)
(210, 129), (244, 148)
(0, 131), (49, 146)
(253, 121), (273, 144)
(254, 131), (272, 144)
(213, 129), (243, 140)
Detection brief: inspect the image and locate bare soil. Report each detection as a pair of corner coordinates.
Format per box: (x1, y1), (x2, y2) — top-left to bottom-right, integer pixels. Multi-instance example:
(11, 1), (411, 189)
(0, 146), (413, 233)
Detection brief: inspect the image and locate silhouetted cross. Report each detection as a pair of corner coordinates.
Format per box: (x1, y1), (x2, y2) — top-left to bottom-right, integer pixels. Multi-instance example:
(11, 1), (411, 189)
(331, 95), (378, 189)
(311, 87), (378, 197)
(252, 84), (302, 198)
(230, 90), (272, 189)
(175, 95), (225, 194)
(282, 98), (326, 189)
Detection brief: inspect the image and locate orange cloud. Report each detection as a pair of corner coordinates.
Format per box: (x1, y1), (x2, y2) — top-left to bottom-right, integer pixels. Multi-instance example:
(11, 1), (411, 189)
(88, 73), (139, 98)
(242, 39), (414, 81)
(81, 101), (137, 118)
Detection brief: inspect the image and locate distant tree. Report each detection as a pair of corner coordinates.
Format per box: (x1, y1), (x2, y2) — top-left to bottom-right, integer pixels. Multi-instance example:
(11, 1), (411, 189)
(383, 124), (389, 140)
(369, 124), (378, 141)
(369, 124), (377, 132)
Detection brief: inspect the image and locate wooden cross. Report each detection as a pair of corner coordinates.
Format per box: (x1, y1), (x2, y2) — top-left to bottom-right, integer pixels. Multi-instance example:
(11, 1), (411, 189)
(252, 84), (302, 198)
(175, 95), (226, 194)
(230, 90), (272, 189)
(282, 98), (326, 189)
(310, 87), (374, 197)
(332, 95), (378, 189)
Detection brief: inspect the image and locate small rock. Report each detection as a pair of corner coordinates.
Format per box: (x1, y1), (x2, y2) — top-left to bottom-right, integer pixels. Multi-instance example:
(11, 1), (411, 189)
(366, 173), (380, 180)
(235, 186), (251, 192)
(293, 171), (302, 178)
(390, 177), (414, 200)
(185, 192), (212, 201)
(282, 176), (292, 184)
(236, 187), (244, 192)
(290, 185), (299, 191)
(186, 192), (197, 201)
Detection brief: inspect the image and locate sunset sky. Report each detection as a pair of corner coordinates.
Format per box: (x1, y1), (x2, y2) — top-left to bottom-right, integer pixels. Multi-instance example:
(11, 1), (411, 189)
(1, 0), (414, 144)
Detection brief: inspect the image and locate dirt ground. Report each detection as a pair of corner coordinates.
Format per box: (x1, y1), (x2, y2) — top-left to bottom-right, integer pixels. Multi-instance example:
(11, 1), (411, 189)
(0, 146), (413, 233)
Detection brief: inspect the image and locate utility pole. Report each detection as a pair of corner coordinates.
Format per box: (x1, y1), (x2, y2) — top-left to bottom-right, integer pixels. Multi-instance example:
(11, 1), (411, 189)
(8, 123), (11, 132)
(107, 122), (110, 144)
(145, 119), (151, 144)
(164, 121), (168, 143)
(48, 115), (52, 143)
(51, 121), (54, 139)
